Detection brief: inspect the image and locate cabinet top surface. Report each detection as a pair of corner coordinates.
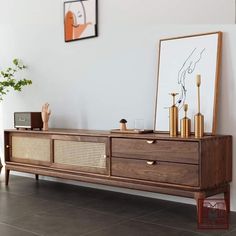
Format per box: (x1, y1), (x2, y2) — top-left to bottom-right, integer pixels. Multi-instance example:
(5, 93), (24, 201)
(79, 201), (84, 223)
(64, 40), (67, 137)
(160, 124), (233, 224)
(4, 128), (231, 141)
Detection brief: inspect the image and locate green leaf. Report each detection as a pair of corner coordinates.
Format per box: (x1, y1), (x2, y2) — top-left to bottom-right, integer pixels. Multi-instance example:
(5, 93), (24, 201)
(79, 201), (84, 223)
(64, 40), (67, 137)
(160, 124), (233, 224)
(0, 58), (32, 101)
(13, 58), (19, 66)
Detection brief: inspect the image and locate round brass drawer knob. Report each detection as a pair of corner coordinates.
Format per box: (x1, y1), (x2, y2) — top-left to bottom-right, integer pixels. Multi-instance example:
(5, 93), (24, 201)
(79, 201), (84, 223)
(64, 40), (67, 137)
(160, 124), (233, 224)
(6, 145), (10, 149)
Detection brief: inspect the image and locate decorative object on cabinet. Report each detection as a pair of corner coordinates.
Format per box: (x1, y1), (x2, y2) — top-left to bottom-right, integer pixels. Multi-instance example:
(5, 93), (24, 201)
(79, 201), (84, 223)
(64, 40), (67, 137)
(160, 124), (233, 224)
(111, 119), (152, 134)
(0, 58), (32, 101)
(194, 75), (204, 138)
(4, 129), (232, 223)
(180, 104), (191, 138)
(111, 129), (153, 134)
(154, 32), (222, 134)
(169, 93), (179, 137)
(41, 103), (51, 131)
(134, 119), (145, 131)
(119, 119), (127, 131)
(64, 0), (98, 42)
(14, 112), (43, 130)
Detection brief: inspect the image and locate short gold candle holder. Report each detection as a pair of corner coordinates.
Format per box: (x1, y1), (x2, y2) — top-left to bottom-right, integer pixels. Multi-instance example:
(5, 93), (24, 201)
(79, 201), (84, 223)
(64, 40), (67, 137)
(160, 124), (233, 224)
(169, 93), (179, 137)
(180, 104), (191, 138)
(194, 75), (204, 138)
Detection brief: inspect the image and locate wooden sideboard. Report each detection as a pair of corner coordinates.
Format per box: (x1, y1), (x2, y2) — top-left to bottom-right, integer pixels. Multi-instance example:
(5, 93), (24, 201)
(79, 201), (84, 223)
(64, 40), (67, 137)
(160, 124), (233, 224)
(4, 129), (232, 220)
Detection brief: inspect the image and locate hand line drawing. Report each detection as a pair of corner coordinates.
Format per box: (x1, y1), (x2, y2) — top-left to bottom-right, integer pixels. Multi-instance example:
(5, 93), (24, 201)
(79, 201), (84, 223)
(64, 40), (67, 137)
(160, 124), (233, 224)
(176, 48), (206, 110)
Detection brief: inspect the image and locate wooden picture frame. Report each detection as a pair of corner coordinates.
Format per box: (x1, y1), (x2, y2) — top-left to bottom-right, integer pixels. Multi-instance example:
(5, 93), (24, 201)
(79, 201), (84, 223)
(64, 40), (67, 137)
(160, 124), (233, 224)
(154, 32), (222, 134)
(64, 0), (98, 42)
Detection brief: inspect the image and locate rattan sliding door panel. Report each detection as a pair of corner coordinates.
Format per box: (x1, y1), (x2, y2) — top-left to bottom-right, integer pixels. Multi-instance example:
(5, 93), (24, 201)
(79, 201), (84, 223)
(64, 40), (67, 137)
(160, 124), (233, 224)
(54, 140), (106, 171)
(12, 136), (51, 163)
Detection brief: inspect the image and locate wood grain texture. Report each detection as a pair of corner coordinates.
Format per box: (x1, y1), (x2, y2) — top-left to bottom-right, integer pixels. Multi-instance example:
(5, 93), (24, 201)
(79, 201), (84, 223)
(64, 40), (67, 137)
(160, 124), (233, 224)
(200, 136), (232, 189)
(5, 163), (197, 197)
(112, 138), (199, 164)
(4, 129), (228, 141)
(4, 131), (10, 162)
(5, 161), (200, 191)
(112, 157), (199, 186)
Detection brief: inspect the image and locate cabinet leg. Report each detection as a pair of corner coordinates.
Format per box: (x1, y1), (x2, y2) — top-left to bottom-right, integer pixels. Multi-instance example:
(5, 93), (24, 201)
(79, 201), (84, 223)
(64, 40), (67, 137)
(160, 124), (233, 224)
(35, 174), (39, 181)
(224, 184), (230, 213)
(194, 192), (205, 224)
(5, 169), (10, 186)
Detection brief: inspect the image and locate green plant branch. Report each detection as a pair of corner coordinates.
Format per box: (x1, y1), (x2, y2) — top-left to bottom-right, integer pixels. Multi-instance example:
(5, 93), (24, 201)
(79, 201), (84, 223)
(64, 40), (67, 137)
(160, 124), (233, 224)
(0, 59), (32, 101)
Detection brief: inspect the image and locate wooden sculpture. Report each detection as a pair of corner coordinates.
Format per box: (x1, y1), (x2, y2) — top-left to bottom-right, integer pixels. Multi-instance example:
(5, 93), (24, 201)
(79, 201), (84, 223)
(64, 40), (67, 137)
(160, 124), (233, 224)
(41, 103), (51, 131)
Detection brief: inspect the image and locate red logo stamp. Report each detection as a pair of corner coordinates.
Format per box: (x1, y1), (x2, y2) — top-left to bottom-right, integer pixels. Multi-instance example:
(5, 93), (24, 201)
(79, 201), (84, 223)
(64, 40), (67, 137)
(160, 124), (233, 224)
(197, 198), (229, 229)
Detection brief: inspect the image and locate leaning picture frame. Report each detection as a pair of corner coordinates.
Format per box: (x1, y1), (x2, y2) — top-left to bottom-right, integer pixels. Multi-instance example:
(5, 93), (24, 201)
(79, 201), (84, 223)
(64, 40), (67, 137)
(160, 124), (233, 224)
(64, 0), (98, 42)
(154, 32), (222, 134)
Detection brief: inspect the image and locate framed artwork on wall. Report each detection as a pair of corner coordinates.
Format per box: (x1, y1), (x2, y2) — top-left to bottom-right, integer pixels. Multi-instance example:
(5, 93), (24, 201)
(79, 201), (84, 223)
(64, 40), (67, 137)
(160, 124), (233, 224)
(154, 32), (222, 134)
(64, 0), (98, 42)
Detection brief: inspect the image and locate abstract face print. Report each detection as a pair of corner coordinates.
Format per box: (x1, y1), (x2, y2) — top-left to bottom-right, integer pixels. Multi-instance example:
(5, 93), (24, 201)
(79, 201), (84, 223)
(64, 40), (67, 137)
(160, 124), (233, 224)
(64, 0), (97, 42)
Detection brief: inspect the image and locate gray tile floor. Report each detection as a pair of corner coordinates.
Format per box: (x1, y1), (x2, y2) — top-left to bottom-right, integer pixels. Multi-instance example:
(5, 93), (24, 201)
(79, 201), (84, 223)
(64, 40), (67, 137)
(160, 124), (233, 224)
(0, 169), (236, 236)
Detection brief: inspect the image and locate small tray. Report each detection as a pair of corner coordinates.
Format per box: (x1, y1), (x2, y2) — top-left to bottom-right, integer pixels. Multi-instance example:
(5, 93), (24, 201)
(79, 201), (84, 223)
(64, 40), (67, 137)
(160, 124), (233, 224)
(110, 129), (153, 134)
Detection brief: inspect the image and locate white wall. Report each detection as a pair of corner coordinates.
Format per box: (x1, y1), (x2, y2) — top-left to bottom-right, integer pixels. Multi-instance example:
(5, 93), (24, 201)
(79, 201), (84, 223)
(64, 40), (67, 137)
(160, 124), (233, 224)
(1, 0), (235, 24)
(0, 0), (235, 210)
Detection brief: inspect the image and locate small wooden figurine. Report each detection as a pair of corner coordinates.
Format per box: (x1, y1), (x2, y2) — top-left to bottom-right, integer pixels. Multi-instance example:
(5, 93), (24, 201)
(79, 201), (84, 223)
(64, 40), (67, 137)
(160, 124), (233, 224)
(41, 103), (51, 131)
(120, 119), (127, 131)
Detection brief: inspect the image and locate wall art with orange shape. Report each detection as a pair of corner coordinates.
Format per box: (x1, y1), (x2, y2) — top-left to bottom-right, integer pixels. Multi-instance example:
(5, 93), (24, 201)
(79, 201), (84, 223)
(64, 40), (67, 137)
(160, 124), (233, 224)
(64, 0), (98, 42)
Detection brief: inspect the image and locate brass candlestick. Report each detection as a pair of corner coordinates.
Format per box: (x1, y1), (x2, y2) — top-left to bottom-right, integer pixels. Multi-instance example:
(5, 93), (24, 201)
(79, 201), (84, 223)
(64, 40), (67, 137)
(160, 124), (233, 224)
(194, 75), (204, 138)
(169, 93), (179, 137)
(181, 104), (191, 138)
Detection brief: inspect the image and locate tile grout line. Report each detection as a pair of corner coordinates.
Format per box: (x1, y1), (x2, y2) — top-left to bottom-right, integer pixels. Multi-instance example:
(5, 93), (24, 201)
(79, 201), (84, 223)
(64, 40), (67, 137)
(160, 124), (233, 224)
(79, 206), (171, 236)
(80, 218), (134, 236)
(0, 221), (40, 236)
(80, 217), (208, 236)
(79, 206), (202, 236)
(130, 204), (236, 235)
(134, 219), (225, 236)
(2, 185), (175, 223)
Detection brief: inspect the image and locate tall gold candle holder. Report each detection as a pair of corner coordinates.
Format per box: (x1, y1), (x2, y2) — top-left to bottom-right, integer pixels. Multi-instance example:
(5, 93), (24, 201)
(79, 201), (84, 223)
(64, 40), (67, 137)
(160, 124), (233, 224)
(169, 93), (179, 137)
(180, 104), (191, 138)
(194, 75), (204, 138)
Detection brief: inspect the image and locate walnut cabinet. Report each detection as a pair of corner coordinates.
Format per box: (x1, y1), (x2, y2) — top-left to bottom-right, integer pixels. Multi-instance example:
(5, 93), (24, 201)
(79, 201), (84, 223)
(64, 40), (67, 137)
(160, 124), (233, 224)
(4, 129), (232, 221)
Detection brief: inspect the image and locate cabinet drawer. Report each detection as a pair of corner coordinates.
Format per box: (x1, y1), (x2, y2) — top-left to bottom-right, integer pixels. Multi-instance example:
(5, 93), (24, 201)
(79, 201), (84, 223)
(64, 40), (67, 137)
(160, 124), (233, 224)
(112, 138), (199, 164)
(112, 157), (199, 187)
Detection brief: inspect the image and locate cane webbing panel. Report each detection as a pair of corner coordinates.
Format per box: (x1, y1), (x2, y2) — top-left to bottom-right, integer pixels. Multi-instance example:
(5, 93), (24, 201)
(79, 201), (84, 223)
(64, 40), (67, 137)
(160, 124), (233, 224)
(12, 136), (50, 162)
(54, 140), (106, 169)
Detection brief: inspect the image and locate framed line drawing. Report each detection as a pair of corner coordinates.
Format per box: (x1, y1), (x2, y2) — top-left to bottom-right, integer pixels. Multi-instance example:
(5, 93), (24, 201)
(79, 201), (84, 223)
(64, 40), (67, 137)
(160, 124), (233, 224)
(64, 0), (98, 42)
(154, 32), (222, 134)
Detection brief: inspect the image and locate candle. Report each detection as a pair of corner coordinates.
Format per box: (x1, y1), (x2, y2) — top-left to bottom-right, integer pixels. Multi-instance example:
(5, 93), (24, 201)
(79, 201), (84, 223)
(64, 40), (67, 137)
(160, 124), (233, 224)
(196, 74), (201, 87)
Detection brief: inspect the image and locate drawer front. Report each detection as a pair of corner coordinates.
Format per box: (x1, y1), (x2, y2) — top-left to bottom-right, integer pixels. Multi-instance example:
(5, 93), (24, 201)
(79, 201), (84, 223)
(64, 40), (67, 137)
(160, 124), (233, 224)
(54, 140), (108, 174)
(112, 157), (199, 186)
(14, 113), (31, 127)
(11, 136), (51, 164)
(112, 138), (199, 164)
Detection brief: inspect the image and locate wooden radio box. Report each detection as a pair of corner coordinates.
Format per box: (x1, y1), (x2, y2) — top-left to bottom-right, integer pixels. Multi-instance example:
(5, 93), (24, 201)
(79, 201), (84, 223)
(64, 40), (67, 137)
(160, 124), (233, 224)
(14, 112), (43, 130)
